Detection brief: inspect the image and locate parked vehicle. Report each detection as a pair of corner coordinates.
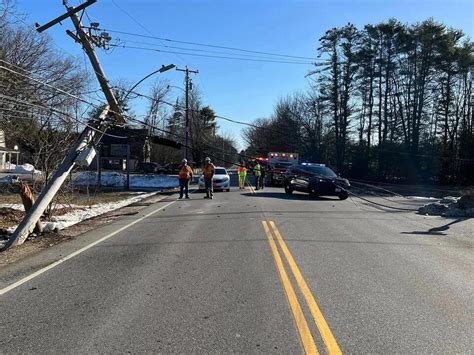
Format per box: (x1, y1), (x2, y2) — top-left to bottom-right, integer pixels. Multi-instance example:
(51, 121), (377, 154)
(163, 162), (183, 174)
(137, 162), (165, 174)
(266, 152), (299, 186)
(283, 163), (350, 199)
(198, 167), (230, 192)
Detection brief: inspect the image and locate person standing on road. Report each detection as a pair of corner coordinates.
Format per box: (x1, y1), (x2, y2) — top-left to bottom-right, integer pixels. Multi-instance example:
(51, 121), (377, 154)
(202, 157), (215, 199)
(238, 163), (247, 189)
(178, 159), (193, 199)
(253, 161), (262, 190)
(260, 165), (266, 190)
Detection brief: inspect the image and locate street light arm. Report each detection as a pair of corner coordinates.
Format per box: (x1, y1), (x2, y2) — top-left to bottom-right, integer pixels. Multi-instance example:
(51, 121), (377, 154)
(123, 64), (175, 101)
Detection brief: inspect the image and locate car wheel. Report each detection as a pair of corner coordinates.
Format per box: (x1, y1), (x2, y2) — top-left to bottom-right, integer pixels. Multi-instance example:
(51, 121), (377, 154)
(338, 193), (349, 200)
(284, 183), (293, 194)
(309, 186), (319, 198)
(226, 188), (230, 192)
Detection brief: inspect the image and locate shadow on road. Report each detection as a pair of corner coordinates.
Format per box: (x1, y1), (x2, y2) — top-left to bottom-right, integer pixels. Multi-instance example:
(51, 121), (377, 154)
(242, 191), (340, 201)
(99, 237), (470, 249)
(401, 218), (468, 236)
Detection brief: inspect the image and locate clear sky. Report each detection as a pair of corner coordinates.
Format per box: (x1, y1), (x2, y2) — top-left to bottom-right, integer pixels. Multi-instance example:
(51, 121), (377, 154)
(16, 0), (474, 150)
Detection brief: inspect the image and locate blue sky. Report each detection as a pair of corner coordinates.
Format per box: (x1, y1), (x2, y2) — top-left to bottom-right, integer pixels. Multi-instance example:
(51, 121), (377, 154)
(16, 0), (474, 150)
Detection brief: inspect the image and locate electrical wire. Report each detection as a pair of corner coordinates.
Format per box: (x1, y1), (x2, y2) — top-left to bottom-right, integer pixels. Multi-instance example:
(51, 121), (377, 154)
(0, 94), (126, 139)
(0, 64), (105, 108)
(109, 44), (316, 65)
(116, 38), (320, 62)
(101, 27), (322, 61)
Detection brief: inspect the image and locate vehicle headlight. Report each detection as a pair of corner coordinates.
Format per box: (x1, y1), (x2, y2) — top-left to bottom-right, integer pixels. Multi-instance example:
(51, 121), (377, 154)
(318, 179), (324, 183)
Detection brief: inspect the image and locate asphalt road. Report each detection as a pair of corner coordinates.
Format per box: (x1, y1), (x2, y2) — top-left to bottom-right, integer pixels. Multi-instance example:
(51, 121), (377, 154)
(0, 177), (472, 353)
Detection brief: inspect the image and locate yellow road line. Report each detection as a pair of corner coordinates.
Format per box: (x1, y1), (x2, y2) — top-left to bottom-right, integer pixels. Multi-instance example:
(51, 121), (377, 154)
(269, 221), (342, 355)
(262, 221), (319, 355)
(246, 180), (255, 194)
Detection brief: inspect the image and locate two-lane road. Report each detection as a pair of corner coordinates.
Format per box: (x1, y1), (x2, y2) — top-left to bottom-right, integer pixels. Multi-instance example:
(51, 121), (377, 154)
(1, 184), (472, 353)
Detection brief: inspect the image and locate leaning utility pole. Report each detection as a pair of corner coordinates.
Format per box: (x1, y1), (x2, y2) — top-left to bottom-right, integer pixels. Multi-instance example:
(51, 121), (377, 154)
(36, 0), (123, 123)
(2, 0), (123, 250)
(176, 66), (198, 160)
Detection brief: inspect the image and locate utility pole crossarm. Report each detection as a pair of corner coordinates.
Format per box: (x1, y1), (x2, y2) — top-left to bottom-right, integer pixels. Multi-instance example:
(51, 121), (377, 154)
(35, 0), (97, 33)
(35, 0), (125, 124)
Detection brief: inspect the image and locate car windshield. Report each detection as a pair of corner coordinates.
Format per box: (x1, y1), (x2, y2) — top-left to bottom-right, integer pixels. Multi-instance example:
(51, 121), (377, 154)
(215, 168), (227, 175)
(303, 166), (337, 177)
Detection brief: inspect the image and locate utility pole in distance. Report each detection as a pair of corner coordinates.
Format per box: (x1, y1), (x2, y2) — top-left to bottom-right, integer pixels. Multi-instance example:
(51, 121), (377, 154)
(176, 66), (198, 160)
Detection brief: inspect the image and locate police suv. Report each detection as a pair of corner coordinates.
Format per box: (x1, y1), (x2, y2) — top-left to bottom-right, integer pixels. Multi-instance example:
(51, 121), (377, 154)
(283, 163), (350, 199)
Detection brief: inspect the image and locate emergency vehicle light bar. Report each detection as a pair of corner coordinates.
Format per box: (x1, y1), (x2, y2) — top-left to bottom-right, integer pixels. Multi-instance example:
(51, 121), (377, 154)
(301, 162), (326, 167)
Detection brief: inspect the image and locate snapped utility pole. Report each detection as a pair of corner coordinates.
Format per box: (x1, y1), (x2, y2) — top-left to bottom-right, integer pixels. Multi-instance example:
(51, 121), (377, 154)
(176, 66), (198, 160)
(2, 0), (123, 250)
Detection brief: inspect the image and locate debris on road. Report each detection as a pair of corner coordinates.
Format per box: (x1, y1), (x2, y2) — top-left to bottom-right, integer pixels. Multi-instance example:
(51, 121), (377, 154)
(419, 190), (474, 217)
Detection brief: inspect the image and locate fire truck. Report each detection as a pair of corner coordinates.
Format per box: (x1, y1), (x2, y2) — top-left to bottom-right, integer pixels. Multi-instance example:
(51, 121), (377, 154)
(266, 152), (299, 186)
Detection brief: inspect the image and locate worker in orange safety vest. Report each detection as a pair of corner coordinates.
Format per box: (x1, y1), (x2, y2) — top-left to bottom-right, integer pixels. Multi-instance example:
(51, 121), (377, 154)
(202, 157), (215, 199)
(178, 159), (193, 199)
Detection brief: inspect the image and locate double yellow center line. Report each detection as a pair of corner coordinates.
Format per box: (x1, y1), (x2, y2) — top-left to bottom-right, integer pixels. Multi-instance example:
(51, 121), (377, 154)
(262, 221), (342, 355)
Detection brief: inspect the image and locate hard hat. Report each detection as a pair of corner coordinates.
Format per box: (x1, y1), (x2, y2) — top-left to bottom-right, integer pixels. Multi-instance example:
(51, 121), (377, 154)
(182, 158), (187, 163)
(205, 157), (211, 162)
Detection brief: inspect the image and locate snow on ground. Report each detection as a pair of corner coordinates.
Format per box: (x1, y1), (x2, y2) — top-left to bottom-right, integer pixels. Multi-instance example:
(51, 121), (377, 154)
(0, 203), (79, 211)
(1, 163), (42, 175)
(4, 192), (158, 233)
(49, 192), (157, 230)
(73, 172), (179, 189)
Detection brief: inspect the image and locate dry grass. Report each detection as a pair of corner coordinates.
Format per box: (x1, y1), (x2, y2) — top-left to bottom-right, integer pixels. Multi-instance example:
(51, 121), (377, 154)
(0, 194), (22, 204)
(0, 191), (141, 207)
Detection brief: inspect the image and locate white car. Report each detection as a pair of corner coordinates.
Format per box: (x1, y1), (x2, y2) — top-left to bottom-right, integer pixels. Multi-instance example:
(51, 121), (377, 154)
(198, 167), (231, 192)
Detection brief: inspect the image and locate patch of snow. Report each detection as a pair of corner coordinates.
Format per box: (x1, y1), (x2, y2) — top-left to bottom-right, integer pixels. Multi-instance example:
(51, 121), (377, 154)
(3, 162), (42, 175)
(74, 171), (125, 187)
(0, 203), (24, 211)
(73, 172), (179, 189)
(5, 192), (157, 233)
(130, 175), (178, 189)
(439, 196), (459, 204)
(418, 195), (474, 217)
(0, 175), (20, 185)
(0, 203), (80, 211)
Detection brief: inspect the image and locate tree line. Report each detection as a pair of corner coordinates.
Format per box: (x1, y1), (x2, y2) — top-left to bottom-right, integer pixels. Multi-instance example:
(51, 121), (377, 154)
(243, 19), (473, 184)
(134, 82), (239, 168)
(0, 0), (88, 180)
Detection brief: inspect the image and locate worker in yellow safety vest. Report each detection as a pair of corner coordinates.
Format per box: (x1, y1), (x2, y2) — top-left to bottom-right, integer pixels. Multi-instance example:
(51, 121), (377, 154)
(238, 163), (247, 189)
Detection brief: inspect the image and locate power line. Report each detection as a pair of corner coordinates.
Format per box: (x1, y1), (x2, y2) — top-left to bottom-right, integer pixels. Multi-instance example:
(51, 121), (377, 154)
(0, 63), (105, 108)
(117, 38), (320, 62)
(101, 27), (321, 61)
(109, 43), (315, 65)
(0, 94), (126, 139)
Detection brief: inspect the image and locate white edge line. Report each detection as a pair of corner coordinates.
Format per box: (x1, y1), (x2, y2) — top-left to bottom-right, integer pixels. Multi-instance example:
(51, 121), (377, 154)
(0, 199), (177, 296)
